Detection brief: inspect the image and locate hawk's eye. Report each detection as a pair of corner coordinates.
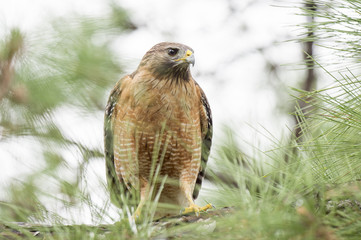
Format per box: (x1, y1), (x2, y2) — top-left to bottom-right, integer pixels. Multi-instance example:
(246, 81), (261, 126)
(168, 48), (179, 56)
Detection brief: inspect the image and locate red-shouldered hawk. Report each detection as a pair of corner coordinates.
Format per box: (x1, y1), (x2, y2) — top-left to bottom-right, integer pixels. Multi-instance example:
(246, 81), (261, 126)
(104, 42), (212, 219)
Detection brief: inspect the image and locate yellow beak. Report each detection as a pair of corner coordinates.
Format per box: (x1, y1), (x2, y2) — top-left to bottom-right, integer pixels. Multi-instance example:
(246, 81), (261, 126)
(175, 50), (195, 66)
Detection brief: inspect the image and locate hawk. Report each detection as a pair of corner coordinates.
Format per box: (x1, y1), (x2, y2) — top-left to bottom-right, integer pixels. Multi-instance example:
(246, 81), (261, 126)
(104, 42), (212, 218)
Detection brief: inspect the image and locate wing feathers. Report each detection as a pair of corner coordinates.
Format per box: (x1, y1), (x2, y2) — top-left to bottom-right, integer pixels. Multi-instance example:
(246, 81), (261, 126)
(193, 82), (213, 200)
(104, 77), (129, 207)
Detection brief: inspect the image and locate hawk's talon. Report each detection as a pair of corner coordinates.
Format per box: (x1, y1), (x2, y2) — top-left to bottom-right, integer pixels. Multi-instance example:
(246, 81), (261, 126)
(182, 203), (213, 215)
(204, 200), (216, 209)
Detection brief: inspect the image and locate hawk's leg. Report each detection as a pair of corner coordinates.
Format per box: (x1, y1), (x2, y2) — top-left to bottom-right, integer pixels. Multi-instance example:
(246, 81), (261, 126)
(132, 179), (148, 220)
(133, 199), (145, 220)
(180, 182), (213, 216)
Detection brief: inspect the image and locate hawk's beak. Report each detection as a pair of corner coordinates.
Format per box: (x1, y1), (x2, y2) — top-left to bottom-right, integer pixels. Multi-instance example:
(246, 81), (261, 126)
(185, 50), (195, 66)
(175, 50), (195, 66)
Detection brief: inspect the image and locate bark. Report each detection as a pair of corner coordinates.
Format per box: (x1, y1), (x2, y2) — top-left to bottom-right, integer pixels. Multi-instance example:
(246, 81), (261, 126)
(293, 1), (317, 141)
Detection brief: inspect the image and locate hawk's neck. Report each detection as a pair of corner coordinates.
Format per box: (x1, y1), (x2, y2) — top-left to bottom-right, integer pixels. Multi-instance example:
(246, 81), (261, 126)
(135, 62), (191, 83)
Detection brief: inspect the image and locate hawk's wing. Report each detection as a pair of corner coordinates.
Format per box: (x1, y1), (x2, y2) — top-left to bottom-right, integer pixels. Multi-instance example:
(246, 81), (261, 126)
(104, 75), (133, 207)
(193, 82), (213, 200)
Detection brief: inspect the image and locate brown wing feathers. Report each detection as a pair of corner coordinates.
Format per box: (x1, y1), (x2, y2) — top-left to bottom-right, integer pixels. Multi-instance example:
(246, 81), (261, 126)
(192, 83), (213, 200)
(104, 79), (128, 207)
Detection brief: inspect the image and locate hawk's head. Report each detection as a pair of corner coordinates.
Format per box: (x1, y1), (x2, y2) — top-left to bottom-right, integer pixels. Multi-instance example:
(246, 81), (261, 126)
(137, 42), (195, 82)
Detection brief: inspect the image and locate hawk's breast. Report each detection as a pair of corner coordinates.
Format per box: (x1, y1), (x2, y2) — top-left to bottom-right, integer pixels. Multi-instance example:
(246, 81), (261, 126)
(113, 77), (202, 191)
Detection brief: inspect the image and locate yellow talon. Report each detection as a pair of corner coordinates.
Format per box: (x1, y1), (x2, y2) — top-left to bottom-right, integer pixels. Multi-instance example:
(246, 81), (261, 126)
(182, 203), (213, 215)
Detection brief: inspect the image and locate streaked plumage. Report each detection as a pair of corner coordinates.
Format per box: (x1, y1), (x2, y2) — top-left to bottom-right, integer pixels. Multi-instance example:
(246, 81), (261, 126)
(104, 42), (212, 218)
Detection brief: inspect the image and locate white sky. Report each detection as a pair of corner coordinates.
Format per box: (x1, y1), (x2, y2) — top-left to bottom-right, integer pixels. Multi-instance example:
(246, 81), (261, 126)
(0, 0), (307, 223)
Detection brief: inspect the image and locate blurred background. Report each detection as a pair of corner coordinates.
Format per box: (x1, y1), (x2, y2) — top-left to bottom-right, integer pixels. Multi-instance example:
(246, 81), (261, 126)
(0, 0), (328, 225)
